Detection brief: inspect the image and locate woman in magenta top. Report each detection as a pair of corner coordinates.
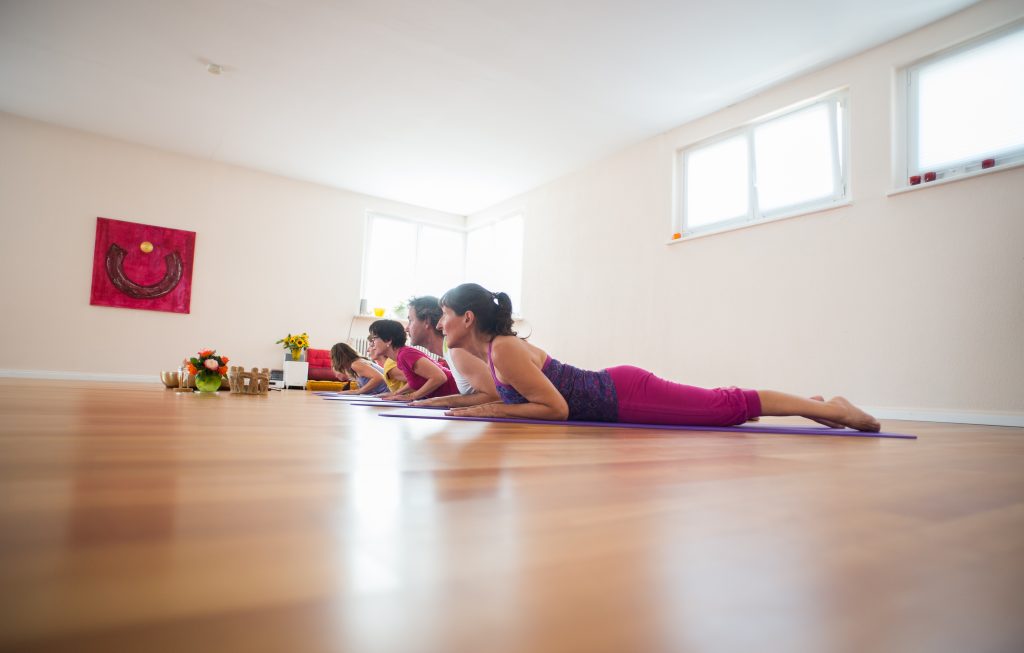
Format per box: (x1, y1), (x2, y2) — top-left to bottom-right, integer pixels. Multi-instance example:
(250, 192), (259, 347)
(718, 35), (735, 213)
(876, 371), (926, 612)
(436, 283), (880, 432)
(368, 319), (458, 400)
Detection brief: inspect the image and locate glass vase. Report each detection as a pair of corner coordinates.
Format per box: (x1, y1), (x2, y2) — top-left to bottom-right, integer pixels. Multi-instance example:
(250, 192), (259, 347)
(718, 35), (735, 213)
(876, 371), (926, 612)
(195, 371), (222, 393)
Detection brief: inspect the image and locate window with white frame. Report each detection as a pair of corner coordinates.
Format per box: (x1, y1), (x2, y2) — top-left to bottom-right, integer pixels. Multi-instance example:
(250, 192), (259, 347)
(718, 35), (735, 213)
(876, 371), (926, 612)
(361, 212), (524, 315)
(901, 23), (1024, 186)
(676, 91), (848, 238)
(466, 214), (524, 313)
(362, 214), (466, 313)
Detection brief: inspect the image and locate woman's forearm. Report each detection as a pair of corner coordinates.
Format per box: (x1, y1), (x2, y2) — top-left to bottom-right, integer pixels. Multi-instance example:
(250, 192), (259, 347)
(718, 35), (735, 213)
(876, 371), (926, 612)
(405, 376), (443, 401)
(351, 381), (380, 395)
(448, 400), (567, 421)
(378, 385), (413, 400)
(414, 391), (495, 408)
(347, 362), (385, 395)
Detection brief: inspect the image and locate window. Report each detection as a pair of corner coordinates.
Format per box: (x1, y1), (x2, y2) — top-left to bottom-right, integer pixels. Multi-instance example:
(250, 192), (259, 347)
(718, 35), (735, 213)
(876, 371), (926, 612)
(362, 214), (465, 313)
(466, 214), (524, 313)
(361, 213), (524, 314)
(676, 91), (848, 238)
(902, 23), (1024, 185)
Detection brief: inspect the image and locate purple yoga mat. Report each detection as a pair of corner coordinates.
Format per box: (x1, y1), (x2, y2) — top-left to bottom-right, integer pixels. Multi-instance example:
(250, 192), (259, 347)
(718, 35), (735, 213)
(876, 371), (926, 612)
(316, 393), (384, 400)
(378, 408), (917, 439)
(318, 396), (447, 409)
(318, 394), (400, 403)
(350, 400), (446, 409)
(321, 398), (411, 406)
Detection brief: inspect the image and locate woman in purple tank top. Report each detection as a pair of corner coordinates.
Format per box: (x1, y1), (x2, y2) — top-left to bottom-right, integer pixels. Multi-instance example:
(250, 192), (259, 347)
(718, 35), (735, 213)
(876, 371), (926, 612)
(437, 283), (880, 432)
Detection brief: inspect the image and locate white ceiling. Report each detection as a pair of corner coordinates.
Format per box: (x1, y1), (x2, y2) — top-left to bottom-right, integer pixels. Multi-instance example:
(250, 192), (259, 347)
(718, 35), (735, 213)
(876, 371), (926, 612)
(0, 0), (980, 215)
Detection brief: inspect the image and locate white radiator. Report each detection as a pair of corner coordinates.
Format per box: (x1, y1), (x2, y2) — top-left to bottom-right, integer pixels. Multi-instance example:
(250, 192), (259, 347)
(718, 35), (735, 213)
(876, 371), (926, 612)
(349, 337), (370, 356)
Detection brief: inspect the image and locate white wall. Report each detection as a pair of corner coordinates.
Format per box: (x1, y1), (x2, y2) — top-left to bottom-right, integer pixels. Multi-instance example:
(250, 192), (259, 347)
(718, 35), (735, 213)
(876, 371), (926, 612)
(471, 0), (1024, 421)
(0, 112), (462, 378)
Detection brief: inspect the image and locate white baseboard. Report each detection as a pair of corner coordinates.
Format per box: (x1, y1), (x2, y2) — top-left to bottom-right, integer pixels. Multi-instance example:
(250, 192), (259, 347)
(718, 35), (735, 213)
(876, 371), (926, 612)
(0, 369), (154, 383)
(864, 407), (1024, 428)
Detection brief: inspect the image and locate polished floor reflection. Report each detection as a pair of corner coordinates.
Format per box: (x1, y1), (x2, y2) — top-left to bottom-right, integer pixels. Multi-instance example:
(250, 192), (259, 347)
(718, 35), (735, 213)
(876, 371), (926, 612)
(0, 380), (1022, 652)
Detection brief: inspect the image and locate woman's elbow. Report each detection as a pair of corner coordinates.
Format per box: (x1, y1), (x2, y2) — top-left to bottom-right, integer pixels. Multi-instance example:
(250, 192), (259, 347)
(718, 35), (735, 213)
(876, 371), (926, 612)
(550, 399), (569, 421)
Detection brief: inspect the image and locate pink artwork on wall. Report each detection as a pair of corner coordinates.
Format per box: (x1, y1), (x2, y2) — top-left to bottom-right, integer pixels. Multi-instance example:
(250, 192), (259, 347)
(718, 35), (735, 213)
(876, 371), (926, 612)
(89, 217), (196, 314)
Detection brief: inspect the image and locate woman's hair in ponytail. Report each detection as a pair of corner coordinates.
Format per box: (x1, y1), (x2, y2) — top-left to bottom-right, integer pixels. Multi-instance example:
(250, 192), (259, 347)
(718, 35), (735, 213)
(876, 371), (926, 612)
(440, 283), (517, 337)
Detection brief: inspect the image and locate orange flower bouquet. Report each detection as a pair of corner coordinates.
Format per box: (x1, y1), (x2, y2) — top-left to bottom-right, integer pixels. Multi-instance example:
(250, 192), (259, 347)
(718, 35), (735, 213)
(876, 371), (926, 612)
(187, 349), (230, 392)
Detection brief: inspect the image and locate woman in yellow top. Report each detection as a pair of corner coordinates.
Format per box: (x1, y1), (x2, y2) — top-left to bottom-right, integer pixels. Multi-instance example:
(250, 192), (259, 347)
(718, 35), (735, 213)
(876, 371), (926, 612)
(369, 346), (407, 393)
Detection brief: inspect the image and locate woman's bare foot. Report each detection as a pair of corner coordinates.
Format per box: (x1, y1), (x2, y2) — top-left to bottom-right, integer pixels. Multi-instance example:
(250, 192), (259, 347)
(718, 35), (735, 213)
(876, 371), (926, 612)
(808, 395), (845, 429)
(756, 390), (881, 432)
(827, 396), (881, 432)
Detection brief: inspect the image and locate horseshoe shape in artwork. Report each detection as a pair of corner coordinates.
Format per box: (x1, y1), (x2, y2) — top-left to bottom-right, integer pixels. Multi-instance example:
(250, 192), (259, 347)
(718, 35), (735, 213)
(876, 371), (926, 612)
(105, 243), (183, 299)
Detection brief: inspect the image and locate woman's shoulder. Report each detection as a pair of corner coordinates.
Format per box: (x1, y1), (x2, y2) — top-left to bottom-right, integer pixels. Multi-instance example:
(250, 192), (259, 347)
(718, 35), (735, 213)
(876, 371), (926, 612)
(353, 358), (383, 372)
(396, 346), (424, 361)
(490, 335), (546, 366)
(489, 335), (523, 354)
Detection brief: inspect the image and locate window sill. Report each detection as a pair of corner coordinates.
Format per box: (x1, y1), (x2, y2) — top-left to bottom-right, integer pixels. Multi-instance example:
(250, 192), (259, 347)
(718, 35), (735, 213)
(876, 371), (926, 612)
(888, 159), (1024, 196)
(666, 199), (853, 244)
(353, 313), (404, 321)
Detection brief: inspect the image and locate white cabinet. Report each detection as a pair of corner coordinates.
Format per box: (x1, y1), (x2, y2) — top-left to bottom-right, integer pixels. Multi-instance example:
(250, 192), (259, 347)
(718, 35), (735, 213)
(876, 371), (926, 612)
(282, 360), (308, 389)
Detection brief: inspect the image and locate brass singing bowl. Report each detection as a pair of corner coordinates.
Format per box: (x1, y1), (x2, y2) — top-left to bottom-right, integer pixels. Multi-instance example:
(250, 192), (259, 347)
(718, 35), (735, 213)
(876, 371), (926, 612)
(160, 371), (180, 388)
(160, 371), (227, 389)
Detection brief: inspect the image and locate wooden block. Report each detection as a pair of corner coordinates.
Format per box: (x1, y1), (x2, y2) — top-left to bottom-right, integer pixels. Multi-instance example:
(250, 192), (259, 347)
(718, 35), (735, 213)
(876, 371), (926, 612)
(226, 365), (270, 395)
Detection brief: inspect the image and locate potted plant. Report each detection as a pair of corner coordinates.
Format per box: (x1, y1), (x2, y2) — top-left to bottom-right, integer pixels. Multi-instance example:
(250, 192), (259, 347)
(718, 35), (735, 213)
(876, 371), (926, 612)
(276, 332), (310, 361)
(186, 349), (229, 393)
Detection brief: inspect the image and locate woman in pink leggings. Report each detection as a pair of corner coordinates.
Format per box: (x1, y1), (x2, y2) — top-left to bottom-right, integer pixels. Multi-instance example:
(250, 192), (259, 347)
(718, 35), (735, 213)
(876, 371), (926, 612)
(437, 283), (880, 432)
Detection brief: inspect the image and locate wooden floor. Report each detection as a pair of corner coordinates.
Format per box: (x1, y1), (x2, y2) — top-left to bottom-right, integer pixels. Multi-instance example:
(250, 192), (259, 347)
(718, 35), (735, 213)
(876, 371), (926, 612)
(0, 380), (1022, 653)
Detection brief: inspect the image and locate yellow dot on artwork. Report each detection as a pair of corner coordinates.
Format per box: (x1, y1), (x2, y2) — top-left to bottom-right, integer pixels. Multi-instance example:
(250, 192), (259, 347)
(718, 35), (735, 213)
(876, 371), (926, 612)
(140, 241), (154, 253)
